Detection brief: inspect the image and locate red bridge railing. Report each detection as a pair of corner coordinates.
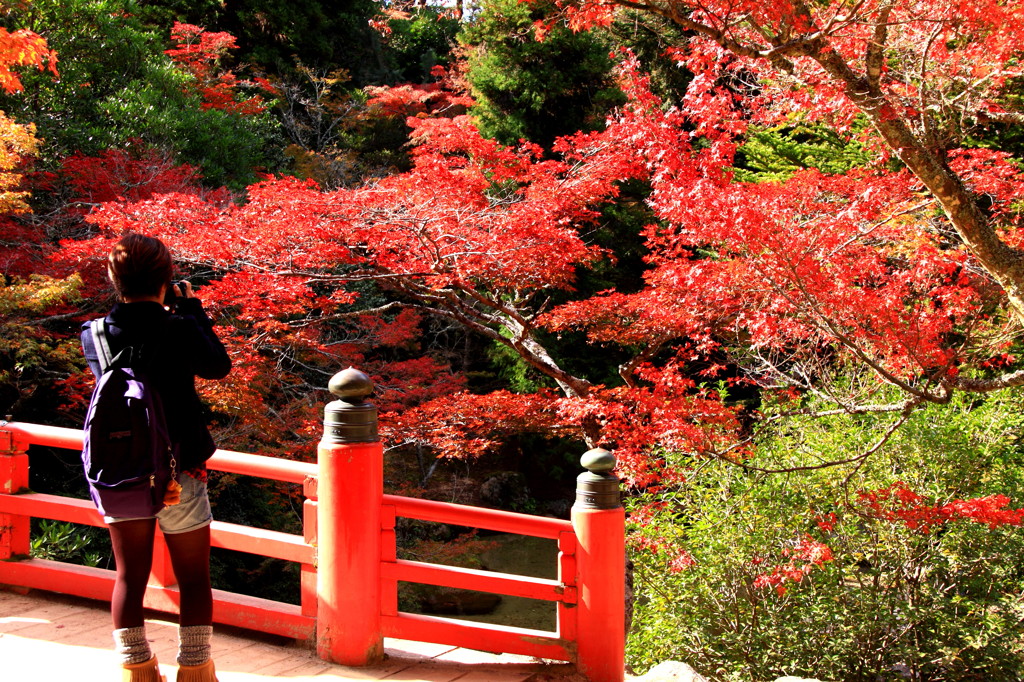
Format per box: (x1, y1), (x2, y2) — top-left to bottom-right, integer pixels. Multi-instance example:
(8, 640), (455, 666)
(0, 368), (625, 681)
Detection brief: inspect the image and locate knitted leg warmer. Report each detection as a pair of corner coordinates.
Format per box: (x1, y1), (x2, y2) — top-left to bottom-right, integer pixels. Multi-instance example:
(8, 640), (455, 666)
(114, 626), (153, 666)
(176, 624), (213, 666)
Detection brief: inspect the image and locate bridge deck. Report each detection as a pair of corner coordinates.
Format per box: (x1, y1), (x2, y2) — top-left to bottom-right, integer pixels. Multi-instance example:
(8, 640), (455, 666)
(0, 589), (580, 681)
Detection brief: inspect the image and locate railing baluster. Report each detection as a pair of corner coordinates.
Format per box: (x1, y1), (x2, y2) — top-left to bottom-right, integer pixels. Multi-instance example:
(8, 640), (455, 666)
(380, 504), (398, 618)
(558, 529), (579, 643)
(301, 475), (318, 618)
(150, 531), (177, 588)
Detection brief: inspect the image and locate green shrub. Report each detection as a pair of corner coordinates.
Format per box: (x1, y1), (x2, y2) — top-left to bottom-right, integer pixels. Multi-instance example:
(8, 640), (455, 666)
(2, 0), (282, 189)
(383, 9), (460, 84)
(30, 520), (106, 567)
(627, 389), (1024, 681)
(460, 0), (623, 147)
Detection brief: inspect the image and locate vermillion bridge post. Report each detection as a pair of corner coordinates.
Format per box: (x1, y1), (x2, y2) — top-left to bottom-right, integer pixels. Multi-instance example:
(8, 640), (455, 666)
(317, 367), (384, 665)
(572, 447), (626, 682)
(0, 417), (30, 562)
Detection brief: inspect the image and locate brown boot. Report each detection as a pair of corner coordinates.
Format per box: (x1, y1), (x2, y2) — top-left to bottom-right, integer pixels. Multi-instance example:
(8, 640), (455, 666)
(175, 659), (218, 682)
(121, 656), (166, 682)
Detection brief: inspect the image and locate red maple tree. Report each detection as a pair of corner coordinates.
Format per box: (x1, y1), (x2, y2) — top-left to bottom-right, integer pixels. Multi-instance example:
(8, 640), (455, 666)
(53, 83), (734, 481)
(0, 26), (57, 94)
(532, 2), (1024, 427)
(165, 22), (269, 116)
(47, 5), (1024, 491)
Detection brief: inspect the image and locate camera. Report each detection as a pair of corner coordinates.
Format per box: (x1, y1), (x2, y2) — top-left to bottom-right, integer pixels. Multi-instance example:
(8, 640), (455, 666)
(163, 280), (187, 307)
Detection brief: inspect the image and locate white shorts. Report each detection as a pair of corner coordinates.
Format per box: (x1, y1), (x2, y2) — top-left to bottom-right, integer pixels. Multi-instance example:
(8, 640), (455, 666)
(104, 472), (213, 534)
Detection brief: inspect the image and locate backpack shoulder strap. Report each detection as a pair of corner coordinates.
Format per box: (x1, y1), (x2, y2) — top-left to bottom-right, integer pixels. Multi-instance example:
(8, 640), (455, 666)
(90, 319), (114, 373)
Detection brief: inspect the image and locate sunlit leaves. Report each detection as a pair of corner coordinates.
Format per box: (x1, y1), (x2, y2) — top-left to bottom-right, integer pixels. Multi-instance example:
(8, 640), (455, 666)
(545, 55), (1015, 411)
(165, 22), (267, 116)
(0, 27), (57, 94)
(0, 112), (39, 214)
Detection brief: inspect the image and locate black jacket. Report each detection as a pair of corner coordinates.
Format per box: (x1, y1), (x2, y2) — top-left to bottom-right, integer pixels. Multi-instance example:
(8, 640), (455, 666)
(81, 298), (231, 471)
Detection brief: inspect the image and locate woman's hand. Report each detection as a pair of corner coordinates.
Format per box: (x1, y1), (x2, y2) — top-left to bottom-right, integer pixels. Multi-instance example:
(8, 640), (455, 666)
(174, 281), (197, 299)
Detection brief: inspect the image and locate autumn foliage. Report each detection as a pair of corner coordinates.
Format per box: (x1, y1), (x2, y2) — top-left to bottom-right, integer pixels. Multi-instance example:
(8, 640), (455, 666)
(165, 22), (269, 116)
(7, 2), (1024, 675)
(0, 25), (53, 213)
(39, 12), (1024, 486)
(0, 27), (56, 94)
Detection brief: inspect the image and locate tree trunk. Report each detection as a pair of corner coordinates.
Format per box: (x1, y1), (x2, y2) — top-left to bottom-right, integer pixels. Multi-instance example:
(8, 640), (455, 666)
(621, 2), (1024, 323)
(816, 51), (1024, 323)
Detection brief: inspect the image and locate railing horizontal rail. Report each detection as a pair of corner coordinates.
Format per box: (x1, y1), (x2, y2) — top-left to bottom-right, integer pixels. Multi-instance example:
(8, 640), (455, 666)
(383, 494), (573, 539)
(0, 492), (102, 527)
(382, 612), (571, 662)
(1, 422), (317, 484)
(0, 558), (314, 639)
(1, 422), (83, 452)
(0, 492), (311, 564)
(208, 450), (316, 484)
(212, 520), (312, 564)
(382, 559), (568, 603)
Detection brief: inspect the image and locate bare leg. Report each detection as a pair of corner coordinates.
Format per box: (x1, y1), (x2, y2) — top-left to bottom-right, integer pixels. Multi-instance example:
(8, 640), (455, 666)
(164, 525), (213, 626)
(108, 518), (156, 629)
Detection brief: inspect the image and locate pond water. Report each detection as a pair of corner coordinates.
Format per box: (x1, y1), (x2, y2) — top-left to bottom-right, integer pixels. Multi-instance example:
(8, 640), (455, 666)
(414, 533), (560, 632)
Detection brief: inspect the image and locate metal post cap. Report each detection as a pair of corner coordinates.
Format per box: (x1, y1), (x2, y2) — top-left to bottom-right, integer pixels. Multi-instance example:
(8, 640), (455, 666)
(328, 367), (374, 402)
(581, 447), (616, 474)
(323, 367), (378, 444)
(575, 447), (621, 510)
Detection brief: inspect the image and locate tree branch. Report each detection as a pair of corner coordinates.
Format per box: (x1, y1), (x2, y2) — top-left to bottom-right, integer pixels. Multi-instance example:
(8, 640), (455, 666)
(712, 397), (918, 474)
(950, 368), (1024, 393)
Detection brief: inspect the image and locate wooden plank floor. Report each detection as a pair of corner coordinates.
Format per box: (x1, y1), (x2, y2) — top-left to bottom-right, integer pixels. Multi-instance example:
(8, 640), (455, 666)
(0, 589), (582, 681)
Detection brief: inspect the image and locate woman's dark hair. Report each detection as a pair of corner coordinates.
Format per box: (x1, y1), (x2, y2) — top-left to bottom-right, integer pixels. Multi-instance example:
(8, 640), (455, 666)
(107, 233), (173, 299)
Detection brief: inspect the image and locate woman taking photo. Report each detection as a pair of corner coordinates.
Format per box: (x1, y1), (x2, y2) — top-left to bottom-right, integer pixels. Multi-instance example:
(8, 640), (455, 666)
(81, 233), (231, 682)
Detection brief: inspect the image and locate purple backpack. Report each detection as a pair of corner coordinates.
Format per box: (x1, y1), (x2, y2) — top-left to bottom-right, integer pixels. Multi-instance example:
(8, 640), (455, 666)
(81, 319), (177, 518)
